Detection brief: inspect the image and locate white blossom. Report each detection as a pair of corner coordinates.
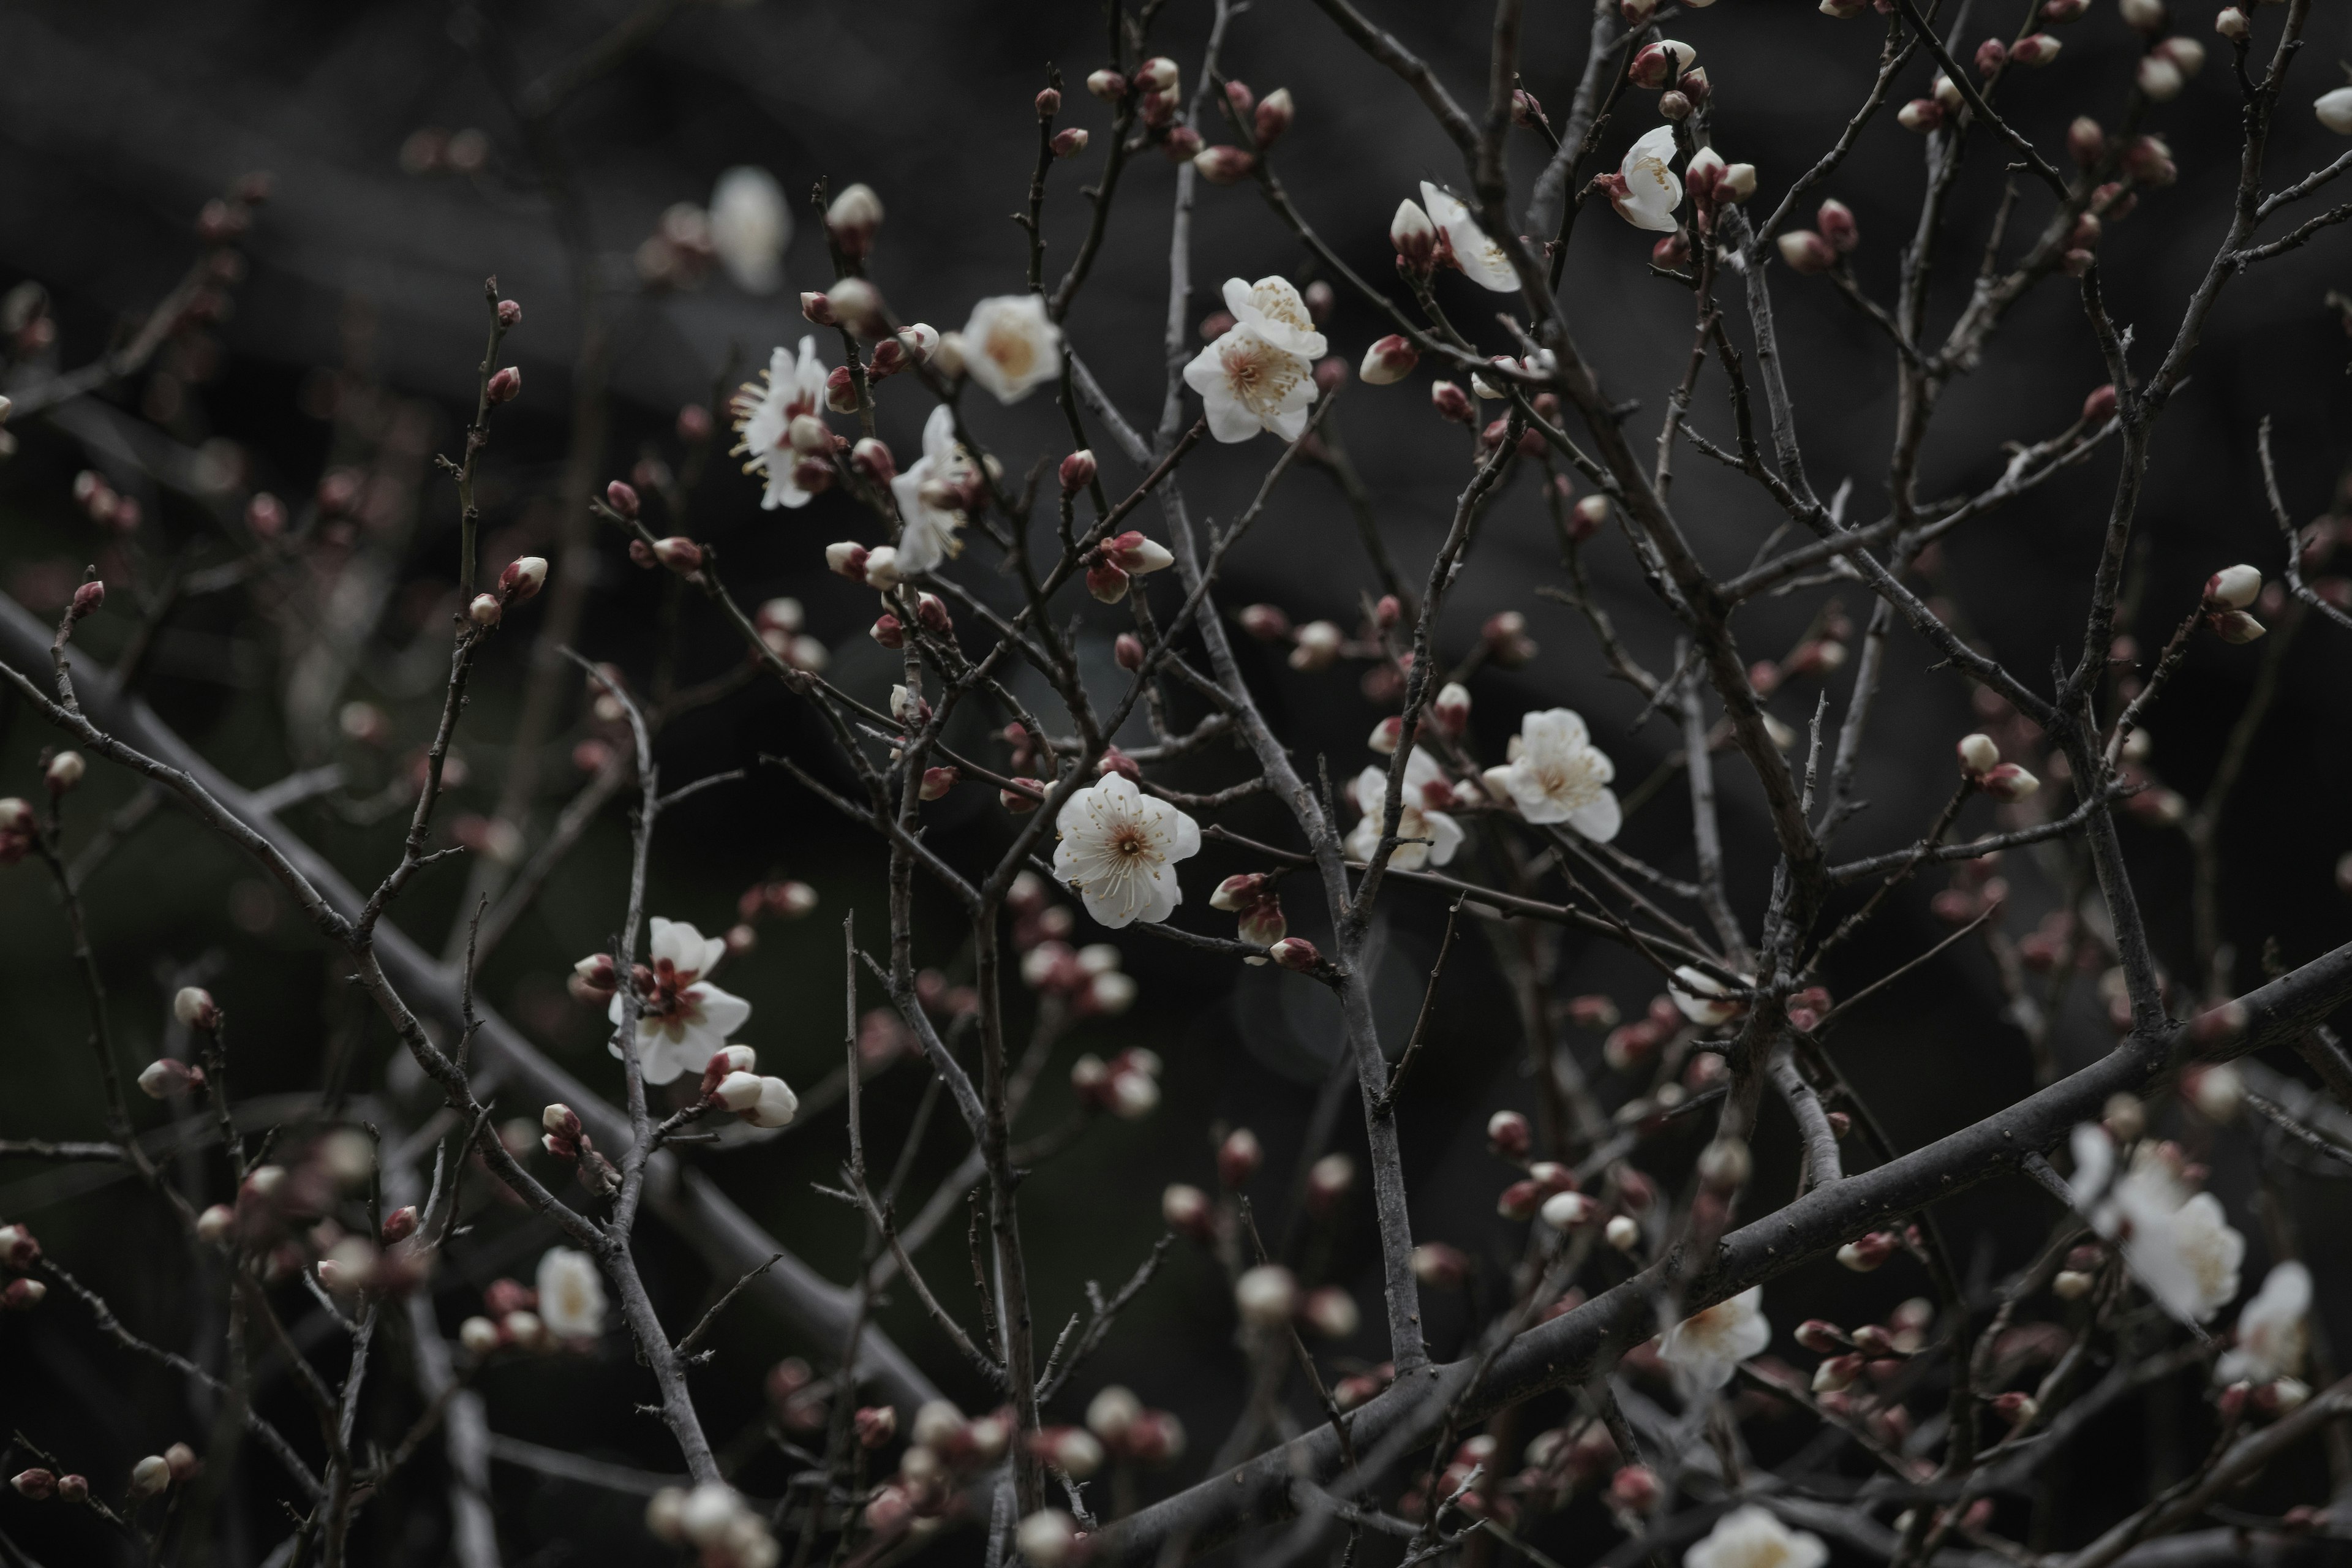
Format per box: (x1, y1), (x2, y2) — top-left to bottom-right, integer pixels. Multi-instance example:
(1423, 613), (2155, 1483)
(1418, 181), (1520, 292)
(887, 404), (971, 573)
(1050, 774), (1201, 928)
(2321, 87), (2352, 135)
(1183, 277), (1324, 443)
(1658, 1286), (1770, 1392)
(1220, 276), (1329, 359)
(1683, 1506), (1828, 1568)
(1346, 748), (1463, 870)
(608, 918), (752, 1085)
(959, 293), (1063, 404)
(535, 1247), (607, 1341)
(709, 167), (789, 294)
(2066, 1124), (2245, 1324)
(2218, 1260), (2310, 1385)
(1611, 126), (1685, 232)
(731, 339), (831, 509)
(1670, 966), (1750, 1027)
(1482, 709), (1621, 840)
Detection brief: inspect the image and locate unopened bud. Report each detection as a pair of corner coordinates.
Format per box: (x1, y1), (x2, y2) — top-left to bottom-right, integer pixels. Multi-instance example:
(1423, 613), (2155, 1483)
(2082, 383), (2117, 424)
(1838, 1231), (1899, 1272)
(1898, 99), (1945, 134)
(130, 1455), (172, 1498)
(1254, 88), (1294, 148)
(1958, 733), (2000, 774)
(1391, 200), (1439, 271)
(1360, 334), (1419, 385)
(824, 183), (884, 257)
(1087, 69), (1127, 102)
(486, 366), (521, 404)
(1114, 631), (1145, 671)
(1059, 449), (1098, 493)
(1430, 380), (1472, 422)
(1000, 777), (1046, 815)
(498, 556), (548, 601)
(1218, 1127), (1262, 1189)
(2204, 564), (2261, 609)
(138, 1058), (203, 1099)
(1816, 198), (1858, 252)
(919, 766), (957, 802)
(826, 277), (884, 335)
(467, 593), (502, 628)
(1487, 1109), (1532, 1157)
(2011, 32), (2062, 66)
(652, 537), (703, 575)
(1239, 603), (1292, 641)
(1234, 1264), (1298, 1328)
(1697, 1136), (1751, 1190)
(71, 580), (106, 620)
(1776, 230), (1835, 274)
(1268, 937), (1321, 971)
(1980, 763), (2039, 801)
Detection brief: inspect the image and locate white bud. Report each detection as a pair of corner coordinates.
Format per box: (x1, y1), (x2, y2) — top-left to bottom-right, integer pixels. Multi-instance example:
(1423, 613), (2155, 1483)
(459, 1316), (501, 1355)
(1086, 1385), (1143, 1441)
(861, 545), (903, 589)
(1540, 1189), (1597, 1228)
(129, 1455), (172, 1498)
(1957, 733), (2000, 774)
(2188, 1063), (2244, 1122)
(2320, 88), (2352, 136)
(2137, 56), (2184, 102)
(2206, 564), (2261, 608)
(715, 1071), (764, 1112)
(174, 986), (219, 1028)
(2052, 1268), (2094, 1300)
(1016, 1511), (1079, 1568)
(1234, 1263), (1299, 1328)
(44, 752), (84, 791)
(1605, 1215), (1642, 1251)
(679, 1482), (744, 1547)
(195, 1204), (234, 1243)
(748, 1076), (799, 1129)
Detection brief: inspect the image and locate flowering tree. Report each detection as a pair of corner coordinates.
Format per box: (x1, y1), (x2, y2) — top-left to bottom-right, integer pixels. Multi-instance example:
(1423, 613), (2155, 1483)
(6, 1), (2352, 1567)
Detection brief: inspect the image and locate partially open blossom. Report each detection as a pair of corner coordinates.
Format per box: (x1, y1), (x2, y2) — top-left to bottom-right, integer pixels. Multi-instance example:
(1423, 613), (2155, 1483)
(1390, 199), (1439, 271)
(1419, 181), (1519, 290)
(1659, 1287), (1770, 1392)
(2066, 1123), (2245, 1323)
(1670, 965), (1749, 1027)
(2218, 1261), (2310, 1385)
(1348, 748), (1464, 870)
(959, 293), (1063, 404)
(1628, 40), (1697, 89)
(888, 405), (974, 573)
(731, 338), (832, 510)
(1603, 127), (1683, 231)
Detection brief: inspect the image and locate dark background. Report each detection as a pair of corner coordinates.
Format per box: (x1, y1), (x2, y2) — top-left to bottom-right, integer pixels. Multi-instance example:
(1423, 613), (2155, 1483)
(4, 1), (2352, 1562)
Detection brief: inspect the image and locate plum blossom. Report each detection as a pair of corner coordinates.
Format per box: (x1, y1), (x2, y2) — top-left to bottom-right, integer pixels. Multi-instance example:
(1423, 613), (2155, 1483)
(1670, 965), (1751, 1027)
(1346, 748), (1464, 870)
(1605, 126), (1684, 232)
(2067, 1124), (2245, 1324)
(608, 918), (752, 1085)
(1482, 709), (1621, 841)
(959, 293), (1063, 404)
(887, 404), (972, 573)
(1683, 1507), (1828, 1568)
(2218, 1260), (2310, 1385)
(1418, 181), (1520, 291)
(535, 1248), (607, 1341)
(1050, 774), (1201, 928)
(1184, 275), (1323, 442)
(731, 338), (831, 509)
(1659, 1286), (1770, 1392)
(708, 166), (788, 294)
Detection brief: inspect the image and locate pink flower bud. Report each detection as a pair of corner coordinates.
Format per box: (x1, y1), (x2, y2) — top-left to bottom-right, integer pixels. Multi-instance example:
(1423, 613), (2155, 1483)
(1269, 937), (1321, 972)
(492, 296), (522, 328)
(1193, 146), (1255, 184)
(245, 491), (287, 537)
(1628, 40), (1695, 90)
(486, 366), (521, 404)
(1085, 559), (1131, 603)
(55, 1475), (87, 1504)
(467, 594), (502, 627)
(1659, 90), (1693, 123)
(1991, 1390), (2039, 1427)
(498, 556), (548, 601)
(11, 1470), (54, 1500)
(2010, 33), (2061, 66)
(1051, 127), (1091, 159)
(1898, 99), (1945, 134)
(71, 579), (106, 619)
(1486, 1109), (1532, 1158)
(799, 289), (837, 326)
(1608, 1464), (1660, 1513)
(1431, 681), (1470, 736)
(1391, 200), (1439, 271)
(824, 184), (884, 257)
(2043, 0), (2089, 18)
(1430, 380), (1472, 422)
(43, 751), (83, 794)
(542, 1102), (583, 1142)
(2210, 609), (2266, 644)
(1411, 1242), (1469, 1288)
(1255, 88), (1295, 147)
(1001, 777), (1046, 815)
(0, 1224), (42, 1268)
(1102, 530), (1175, 575)
(1980, 763), (2040, 801)
(652, 537), (703, 575)
(2204, 563), (2261, 609)
(1776, 230), (1835, 274)
(1239, 603), (1291, 641)
(1815, 198), (1859, 254)
(850, 437), (895, 486)
(1359, 334), (1419, 385)
(824, 541), (870, 582)
(1684, 147), (1727, 203)
(2081, 383), (2117, 424)
(1087, 68), (1127, 101)
(919, 766), (958, 802)
(2068, 117), (2106, 168)
(1838, 1231), (1899, 1271)
(2123, 134), (2177, 186)
(1236, 894), (1287, 948)
(1218, 1128), (1262, 1189)
(1114, 631), (1145, 671)
(137, 1058), (204, 1098)
(605, 480), (643, 521)
(1035, 86), (1063, 118)
(1162, 1182), (1214, 1242)
(1973, 37), (2007, 77)
(379, 1204), (420, 1245)
(1134, 56), (1179, 93)
(1059, 449), (1098, 493)
(2, 1278), (45, 1310)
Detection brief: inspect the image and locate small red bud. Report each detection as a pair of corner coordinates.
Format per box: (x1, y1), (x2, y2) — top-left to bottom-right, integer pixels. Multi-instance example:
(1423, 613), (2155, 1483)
(605, 480), (640, 518)
(486, 366), (521, 404)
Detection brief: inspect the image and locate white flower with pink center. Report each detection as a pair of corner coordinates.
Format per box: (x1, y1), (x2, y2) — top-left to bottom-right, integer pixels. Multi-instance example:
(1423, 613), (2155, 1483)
(608, 918), (752, 1085)
(1050, 775), (1201, 928)
(1346, 748), (1463, 870)
(1483, 708), (1621, 841)
(731, 337), (831, 510)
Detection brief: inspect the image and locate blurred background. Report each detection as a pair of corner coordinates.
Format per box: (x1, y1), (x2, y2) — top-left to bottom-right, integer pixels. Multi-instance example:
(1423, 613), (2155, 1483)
(4, 1), (2352, 1562)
